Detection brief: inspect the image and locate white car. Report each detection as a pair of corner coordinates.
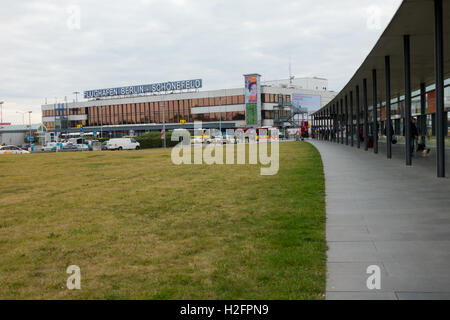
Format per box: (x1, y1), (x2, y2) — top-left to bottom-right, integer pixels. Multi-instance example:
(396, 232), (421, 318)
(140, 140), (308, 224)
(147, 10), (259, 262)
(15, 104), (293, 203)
(0, 145), (30, 154)
(190, 136), (204, 145)
(43, 142), (58, 152)
(106, 138), (140, 150)
(224, 135), (236, 144)
(75, 144), (89, 151)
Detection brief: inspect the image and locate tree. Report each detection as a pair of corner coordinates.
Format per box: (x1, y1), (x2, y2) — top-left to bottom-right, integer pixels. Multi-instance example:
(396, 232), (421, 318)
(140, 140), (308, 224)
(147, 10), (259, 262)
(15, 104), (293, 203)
(24, 132), (39, 144)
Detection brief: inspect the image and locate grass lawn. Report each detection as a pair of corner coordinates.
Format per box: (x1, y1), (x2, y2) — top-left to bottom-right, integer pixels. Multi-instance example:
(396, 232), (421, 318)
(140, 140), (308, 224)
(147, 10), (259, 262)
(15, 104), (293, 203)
(0, 141), (326, 299)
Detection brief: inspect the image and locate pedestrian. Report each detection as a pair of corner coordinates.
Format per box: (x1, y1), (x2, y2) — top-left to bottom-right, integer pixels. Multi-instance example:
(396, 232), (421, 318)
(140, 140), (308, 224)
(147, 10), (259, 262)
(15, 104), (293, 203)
(385, 120), (395, 143)
(410, 117), (418, 156)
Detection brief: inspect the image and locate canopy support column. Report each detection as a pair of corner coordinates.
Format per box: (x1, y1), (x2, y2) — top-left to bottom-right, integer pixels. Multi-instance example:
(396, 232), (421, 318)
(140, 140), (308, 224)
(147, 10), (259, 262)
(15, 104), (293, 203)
(345, 94), (349, 145)
(385, 55), (392, 159)
(363, 79), (369, 151)
(341, 98), (344, 144)
(420, 83), (427, 147)
(434, 0), (445, 177)
(372, 69), (378, 154)
(356, 85), (361, 149)
(404, 34), (412, 166)
(350, 91), (354, 147)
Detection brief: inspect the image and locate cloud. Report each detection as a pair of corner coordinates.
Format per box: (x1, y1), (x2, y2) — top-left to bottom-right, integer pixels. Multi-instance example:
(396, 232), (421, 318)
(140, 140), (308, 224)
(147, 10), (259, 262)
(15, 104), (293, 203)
(0, 0), (402, 124)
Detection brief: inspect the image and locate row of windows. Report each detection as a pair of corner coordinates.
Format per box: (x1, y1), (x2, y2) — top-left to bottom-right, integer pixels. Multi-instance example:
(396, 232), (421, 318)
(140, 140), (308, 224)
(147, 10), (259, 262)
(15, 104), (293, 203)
(43, 94), (292, 127)
(87, 101), (193, 126)
(42, 96), (246, 118)
(67, 110), (285, 126)
(42, 93), (291, 124)
(263, 110), (291, 119)
(261, 94), (291, 103)
(87, 107), (290, 126)
(320, 87), (450, 118)
(44, 112), (246, 128)
(43, 107), (87, 117)
(43, 109), (293, 129)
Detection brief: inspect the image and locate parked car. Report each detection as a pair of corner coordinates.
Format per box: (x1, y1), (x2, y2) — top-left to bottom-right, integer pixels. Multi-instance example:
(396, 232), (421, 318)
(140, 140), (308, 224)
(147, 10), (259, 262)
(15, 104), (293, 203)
(211, 136), (224, 144)
(43, 142), (58, 152)
(224, 134), (235, 144)
(101, 141), (108, 150)
(86, 140), (97, 151)
(75, 144), (89, 151)
(0, 145), (30, 154)
(106, 138), (140, 150)
(190, 135), (203, 145)
(62, 142), (78, 151)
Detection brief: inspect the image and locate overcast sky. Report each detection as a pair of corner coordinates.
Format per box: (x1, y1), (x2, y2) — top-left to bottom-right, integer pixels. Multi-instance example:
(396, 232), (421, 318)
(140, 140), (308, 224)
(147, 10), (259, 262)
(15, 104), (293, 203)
(0, 0), (402, 124)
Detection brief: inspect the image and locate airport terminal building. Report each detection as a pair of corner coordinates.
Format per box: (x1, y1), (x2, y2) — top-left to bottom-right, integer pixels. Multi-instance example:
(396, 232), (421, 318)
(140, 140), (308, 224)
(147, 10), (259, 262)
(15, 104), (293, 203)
(41, 75), (336, 137)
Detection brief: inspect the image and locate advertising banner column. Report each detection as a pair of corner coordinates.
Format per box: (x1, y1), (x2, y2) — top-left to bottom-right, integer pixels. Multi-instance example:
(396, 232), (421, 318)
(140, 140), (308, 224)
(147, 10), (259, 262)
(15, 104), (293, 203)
(244, 74), (261, 126)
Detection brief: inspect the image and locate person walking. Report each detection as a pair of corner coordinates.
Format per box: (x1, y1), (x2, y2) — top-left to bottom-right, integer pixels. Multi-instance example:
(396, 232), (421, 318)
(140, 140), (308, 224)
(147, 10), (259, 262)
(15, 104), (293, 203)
(385, 120), (395, 143)
(410, 117), (419, 156)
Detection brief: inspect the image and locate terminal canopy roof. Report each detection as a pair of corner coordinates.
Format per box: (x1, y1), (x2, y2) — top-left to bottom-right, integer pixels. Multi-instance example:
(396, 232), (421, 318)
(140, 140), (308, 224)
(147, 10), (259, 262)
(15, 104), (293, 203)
(314, 0), (450, 115)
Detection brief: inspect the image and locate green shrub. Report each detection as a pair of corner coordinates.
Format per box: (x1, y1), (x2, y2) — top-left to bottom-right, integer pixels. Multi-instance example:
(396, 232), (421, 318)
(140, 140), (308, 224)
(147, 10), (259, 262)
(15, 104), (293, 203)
(134, 131), (179, 149)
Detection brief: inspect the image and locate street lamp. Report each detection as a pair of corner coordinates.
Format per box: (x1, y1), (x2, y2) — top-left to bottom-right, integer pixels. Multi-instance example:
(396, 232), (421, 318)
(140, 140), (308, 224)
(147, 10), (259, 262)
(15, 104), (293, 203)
(73, 91), (80, 102)
(220, 89), (227, 134)
(16, 111), (26, 125)
(0, 101), (4, 123)
(100, 106), (103, 138)
(28, 111), (32, 142)
(162, 94), (166, 148)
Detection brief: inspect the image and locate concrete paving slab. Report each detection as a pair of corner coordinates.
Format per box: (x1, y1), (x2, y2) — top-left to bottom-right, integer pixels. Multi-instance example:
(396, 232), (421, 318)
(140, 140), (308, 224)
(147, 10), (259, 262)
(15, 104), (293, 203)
(327, 262), (392, 292)
(309, 140), (450, 300)
(326, 292), (398, 300)
(396, 292), (450, 300)
(327, 225), (370, 241)
(327, 241), (379, 262)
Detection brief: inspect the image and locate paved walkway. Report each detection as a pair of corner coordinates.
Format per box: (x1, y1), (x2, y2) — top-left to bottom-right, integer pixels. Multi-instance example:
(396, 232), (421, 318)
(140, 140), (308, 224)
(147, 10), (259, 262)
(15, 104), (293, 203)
(309, 139), (450, 300)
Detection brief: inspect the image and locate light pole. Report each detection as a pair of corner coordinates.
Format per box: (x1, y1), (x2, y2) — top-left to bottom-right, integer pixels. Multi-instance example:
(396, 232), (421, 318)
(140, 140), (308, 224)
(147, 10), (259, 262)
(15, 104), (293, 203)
(162, 94), (166, 148)
(220, 89), (226, 134)
(28, 111), (32, 142)
(0, 101), (4, 123)
(100, 106), (103, 138)
(219, 107), (222, 132)
(73, 91), (80, 102)
(16, 111), (25, 125)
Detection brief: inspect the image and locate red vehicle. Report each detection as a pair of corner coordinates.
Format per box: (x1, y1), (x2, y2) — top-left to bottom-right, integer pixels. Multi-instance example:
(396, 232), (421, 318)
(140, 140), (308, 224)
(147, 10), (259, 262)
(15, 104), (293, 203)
(300, 121), (309, 138)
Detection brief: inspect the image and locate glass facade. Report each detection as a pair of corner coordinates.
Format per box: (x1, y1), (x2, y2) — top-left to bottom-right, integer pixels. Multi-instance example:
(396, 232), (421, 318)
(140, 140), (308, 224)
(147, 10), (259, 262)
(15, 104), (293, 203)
(42, 93), (291, 130)
(361, 86), (450, 148)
